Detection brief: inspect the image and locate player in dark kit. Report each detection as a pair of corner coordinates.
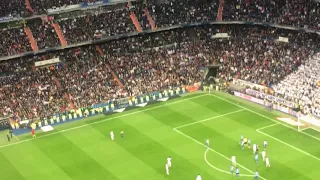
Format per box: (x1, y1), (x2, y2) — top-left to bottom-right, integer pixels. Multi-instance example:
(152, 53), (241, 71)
(31, 129), (36, 138)
(9, 129), (13, 138)
(7, 131), (11, 142)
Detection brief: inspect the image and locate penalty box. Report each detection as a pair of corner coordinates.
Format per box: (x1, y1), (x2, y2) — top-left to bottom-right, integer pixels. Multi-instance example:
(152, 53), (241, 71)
(173, 109), (268, 180)
(256, 123), (320, 162)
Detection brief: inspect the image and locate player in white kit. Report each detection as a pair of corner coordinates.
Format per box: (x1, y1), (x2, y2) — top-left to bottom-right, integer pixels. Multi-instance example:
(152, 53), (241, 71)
(261, 150), (266, 162)
(196, 174), (202, 180)
(264, 140), (267, 148)
(265, 157), (270, 167)
(231, 156), (236, 166)
(206, 139), (210, 148)
(110, 131), (114, 141)
(165, 163), (170, 175)
(167, 156), (172, 167)
(253, 144), (257, 154)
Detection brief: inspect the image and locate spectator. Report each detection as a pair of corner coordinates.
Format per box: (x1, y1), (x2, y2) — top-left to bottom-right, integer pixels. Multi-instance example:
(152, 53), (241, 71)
(147, 0), (219, 28)
(28, 19), (61, 49)
(273, 54), (320, 116)
(58, 4), (135, 43)
(223, 0), (320, 30)
(0, 27), (32, 57)
(0, 0), (31, 18)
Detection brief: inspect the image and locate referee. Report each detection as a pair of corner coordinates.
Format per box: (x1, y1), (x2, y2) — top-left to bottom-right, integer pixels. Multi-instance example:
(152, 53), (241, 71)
(7, 130), (11, 142)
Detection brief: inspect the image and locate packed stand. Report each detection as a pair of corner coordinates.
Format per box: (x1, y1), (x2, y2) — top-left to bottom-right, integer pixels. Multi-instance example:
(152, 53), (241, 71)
(223, 0), (320, 30)
(217, 40), (312, 86)
(205, 25), (318, 86)
(28, 20), (61, 49)
(147, 0), (219, 28)
(0, 49), (86, 119)
(276, 0), (320, 30)
(100, 28), (208, 96)
(100, 28), (189, 53)
(100, 25), (317, 96)
(0, 66), (66, 120)
(0, 45), (121, 119)
(0, 27), (32, 57)
(29, 0), (88, 14)
(130, 1), (151, 30)
(0, 24), (318, 123)
(103, 47), (206, 96)
(272, 54), (320, 117)
(58, 4), (135, 44)
(53, 46), (122, 108)
(0, 0), (31, 18)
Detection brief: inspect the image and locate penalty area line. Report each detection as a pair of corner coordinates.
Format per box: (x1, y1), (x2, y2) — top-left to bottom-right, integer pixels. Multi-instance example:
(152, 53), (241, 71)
(174, 129), (267, 180)
(204, 149), (258, 178)
(209, 94), (320, 142)
(211, 93), (320, 162)
(256, 123), (279, 131)
(299, 127), (320, 133)
(174, 109), (245, 130)
(310, 127), (320, 133)
(256, 129), (320, 162)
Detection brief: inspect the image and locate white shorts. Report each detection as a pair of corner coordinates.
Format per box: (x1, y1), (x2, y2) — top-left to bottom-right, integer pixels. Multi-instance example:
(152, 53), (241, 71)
(165, 164), (169, 174)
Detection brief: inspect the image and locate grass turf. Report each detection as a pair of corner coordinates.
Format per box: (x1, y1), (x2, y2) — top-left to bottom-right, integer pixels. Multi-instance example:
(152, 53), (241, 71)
(0, 92), (320, 180)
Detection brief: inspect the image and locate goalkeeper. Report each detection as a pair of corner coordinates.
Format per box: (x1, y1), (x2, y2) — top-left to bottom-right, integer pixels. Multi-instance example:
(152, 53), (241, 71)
(243, 137), (248, 145)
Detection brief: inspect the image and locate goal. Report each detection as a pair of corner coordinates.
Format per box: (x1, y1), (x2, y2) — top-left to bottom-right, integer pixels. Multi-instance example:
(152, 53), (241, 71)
(297, 112), (320, 133)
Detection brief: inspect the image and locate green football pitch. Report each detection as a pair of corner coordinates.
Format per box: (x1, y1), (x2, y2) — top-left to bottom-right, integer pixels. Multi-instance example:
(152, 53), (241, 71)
(1, 92), (320, 180)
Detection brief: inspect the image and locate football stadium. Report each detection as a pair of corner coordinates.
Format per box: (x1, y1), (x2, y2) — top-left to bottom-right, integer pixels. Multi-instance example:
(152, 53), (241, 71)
(0, 0), (320, 180)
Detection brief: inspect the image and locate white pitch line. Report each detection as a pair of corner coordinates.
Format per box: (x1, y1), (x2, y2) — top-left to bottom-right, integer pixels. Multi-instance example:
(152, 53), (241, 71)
(204, 149), (259, 178)
(300, 127), (312, 132)
(174, 129), (267, 180)
(13, 134), (20, 141)
(210, 94), (320, 142)
(174, 109), (245, 130)
(256, 129), (320, 161)
(256, 123), (279, 131)
(0, 94), (208, 149)
(210, 94), (320, 162)
(310, 127), (320, 133)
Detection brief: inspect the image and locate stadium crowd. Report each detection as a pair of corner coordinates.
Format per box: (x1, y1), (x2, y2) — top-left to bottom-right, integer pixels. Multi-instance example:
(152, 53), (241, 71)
(0, 0), (319, 128)
(28, 20), (61, 49)
(147, 0), (219, 28)
(0, 26), (32, 57)
(29, 0), (86, 14)
(223, 0), (320, 30)
(1, 24), (318, 121)
(1, 0), (319, 58)
(0, 0), (31, 18)
(272, 54), (320, 117)
(130, 1), (150, 30)
(58, 4), (135, 44)
(0, 0), (318, 31)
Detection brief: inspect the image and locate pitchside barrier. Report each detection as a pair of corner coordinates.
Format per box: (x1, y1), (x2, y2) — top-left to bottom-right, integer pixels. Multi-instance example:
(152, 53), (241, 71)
(11, 84), (201, 135)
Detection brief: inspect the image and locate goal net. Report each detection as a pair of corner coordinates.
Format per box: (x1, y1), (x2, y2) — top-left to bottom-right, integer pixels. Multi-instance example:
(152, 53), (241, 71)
(297, 113), (320, 133)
